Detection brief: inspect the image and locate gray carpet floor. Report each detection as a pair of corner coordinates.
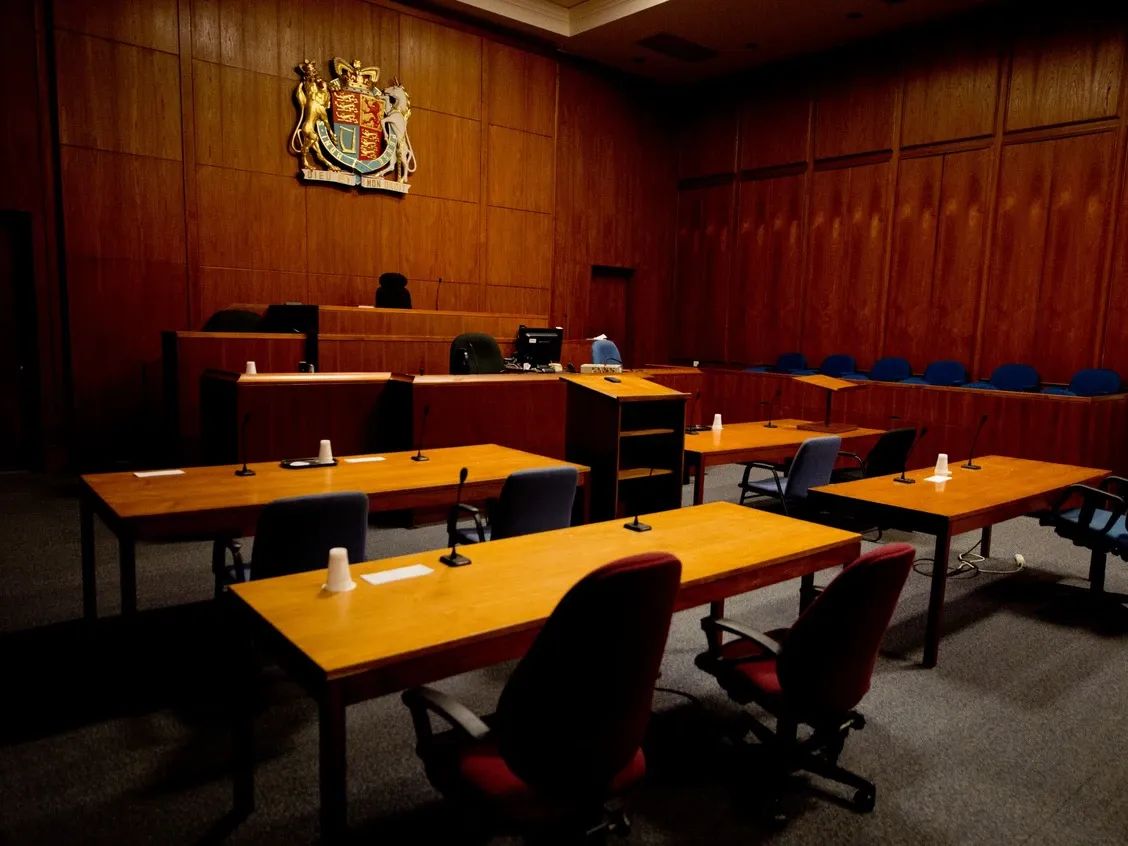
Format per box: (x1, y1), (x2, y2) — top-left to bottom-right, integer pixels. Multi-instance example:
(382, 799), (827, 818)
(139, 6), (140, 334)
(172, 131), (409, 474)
(2, 466), (1128, 844)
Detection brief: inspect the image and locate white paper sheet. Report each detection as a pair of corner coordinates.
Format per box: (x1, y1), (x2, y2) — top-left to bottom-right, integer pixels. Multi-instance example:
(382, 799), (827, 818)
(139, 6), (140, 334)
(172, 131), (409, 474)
(343, 456), (386, 464)
(133, 469), (186, 478)
(361, 564), (434, 586)
(924, 474), (952, 483)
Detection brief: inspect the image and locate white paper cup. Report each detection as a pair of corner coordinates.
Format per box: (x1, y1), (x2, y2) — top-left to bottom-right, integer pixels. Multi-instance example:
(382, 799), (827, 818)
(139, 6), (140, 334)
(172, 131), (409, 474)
(711, 413), (723, 431)
(325, 546), (355, 592)
(935, 453), (950, 477)
(245, 360), (257, 375)
(319, 439), (333, 462)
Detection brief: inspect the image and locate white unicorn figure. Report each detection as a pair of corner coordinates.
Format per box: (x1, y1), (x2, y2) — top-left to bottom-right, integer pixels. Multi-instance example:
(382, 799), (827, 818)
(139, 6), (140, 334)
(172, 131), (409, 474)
(378, 79), (417, 183)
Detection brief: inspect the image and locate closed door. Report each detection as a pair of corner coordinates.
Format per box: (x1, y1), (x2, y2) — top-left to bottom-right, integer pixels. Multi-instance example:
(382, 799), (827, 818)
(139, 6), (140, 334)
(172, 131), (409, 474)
(585, 266), (631, 361)
(0, 212), (39, 469)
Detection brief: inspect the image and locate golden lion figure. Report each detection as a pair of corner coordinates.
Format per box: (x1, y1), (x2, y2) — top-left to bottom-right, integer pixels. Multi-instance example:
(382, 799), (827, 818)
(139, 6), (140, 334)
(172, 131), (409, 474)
(289, 60), (339, 171)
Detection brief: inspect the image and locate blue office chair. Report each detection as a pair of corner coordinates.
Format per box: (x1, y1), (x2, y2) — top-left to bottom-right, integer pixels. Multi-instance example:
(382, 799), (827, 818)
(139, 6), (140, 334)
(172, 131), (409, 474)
(738, 435), (842, 515)
(966, 363), (1040, 392)
(817, 355), (863, 379)
(864, 357), (912, 383)
(1043, 368), (1122, 397)
(903, 360), (967, 386)
(1039, 477), (1128, 593)
(245, 491), (369, 581)
(592, 339), (623, 366)
(449, 467), (578, 546)
(746, 353), (816, 375)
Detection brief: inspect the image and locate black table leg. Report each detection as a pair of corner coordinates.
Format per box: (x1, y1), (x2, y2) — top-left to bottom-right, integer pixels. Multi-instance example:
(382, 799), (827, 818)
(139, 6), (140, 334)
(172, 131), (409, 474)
(320, 683), (347, 841)
(799, 572), (817, 611)
(119, 532), (137, 615)
(232, 611), (256, 817)
(923, 527), (951, 668)
(981, 525), (993, 558)
(80, 493), (97, 620)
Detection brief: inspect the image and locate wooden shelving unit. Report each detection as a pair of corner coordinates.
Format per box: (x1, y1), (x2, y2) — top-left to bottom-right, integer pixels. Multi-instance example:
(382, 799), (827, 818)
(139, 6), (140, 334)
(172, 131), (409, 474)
(563, 374), (688, 520)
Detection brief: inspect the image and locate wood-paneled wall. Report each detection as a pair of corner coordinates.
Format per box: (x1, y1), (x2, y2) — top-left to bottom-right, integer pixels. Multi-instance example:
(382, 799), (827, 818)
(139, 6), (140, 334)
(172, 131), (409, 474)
(44, 0), (671, 465)
(674, 9), (1128, 388)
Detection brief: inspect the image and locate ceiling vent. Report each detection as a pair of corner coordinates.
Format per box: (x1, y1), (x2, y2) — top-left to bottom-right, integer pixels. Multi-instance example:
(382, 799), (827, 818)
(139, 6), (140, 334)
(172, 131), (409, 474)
(636, 32), (718, 62)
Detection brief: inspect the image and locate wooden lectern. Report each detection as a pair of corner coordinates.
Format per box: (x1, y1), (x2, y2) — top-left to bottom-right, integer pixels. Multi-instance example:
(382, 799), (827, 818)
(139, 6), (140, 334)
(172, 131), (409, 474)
(793, 374), (866, 433)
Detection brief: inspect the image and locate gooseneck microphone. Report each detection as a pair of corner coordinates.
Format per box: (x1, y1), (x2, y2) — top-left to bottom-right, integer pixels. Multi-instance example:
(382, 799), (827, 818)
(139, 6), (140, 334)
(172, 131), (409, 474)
(685, 391), (707, 433)
(962, 414), (988, 470)
(234, 413), (256, 477)
(624, 467), (654, 532)
(763, 386), (782, 429)
(412, 404), (431, 462)
(440, 467), (472, 566)
(893, 425), (928, 485)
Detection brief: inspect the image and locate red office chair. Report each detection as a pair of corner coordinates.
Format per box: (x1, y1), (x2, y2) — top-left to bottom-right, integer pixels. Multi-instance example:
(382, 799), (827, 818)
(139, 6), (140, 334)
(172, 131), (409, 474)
(402, 552), (682, 839)
(695, 543), (913, 816)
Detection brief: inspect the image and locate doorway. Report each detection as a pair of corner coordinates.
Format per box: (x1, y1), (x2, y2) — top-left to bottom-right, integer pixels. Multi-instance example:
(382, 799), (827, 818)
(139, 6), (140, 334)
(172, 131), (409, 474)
(0, 211), (40, 469)
(585, 265), (633, 363)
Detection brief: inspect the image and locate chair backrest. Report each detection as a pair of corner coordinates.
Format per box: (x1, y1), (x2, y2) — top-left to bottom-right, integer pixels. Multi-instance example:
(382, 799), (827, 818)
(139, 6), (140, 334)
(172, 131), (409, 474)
(862, 427), (918, 478)
(375, 272), (412, 309)
(777, 543), (913, 720)
(449, 333), (504, 374)
(201, 308), (263, 332)
(776, 352), (807, 371)
(1068, 368), (1121, 396)
(490, 467), (579, 541)
(591, 339), (623, 365)
(495, 552), (681, 797)
(868, 357), (912, 383)
(251, 491), (369, 579)
(819, 354), (856, 377)
(922, 360), (967, 386)
(989, 363), (1039, 392)
(786, 435), (842, 499)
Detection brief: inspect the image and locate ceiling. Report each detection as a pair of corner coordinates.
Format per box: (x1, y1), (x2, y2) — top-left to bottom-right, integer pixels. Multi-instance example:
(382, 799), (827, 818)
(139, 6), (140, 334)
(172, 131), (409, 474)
(428, 0), (1004, 82)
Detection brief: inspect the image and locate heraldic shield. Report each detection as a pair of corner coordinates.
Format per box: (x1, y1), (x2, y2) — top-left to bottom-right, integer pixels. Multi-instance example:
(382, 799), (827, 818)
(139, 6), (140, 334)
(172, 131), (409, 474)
(289, 56), (417, 193)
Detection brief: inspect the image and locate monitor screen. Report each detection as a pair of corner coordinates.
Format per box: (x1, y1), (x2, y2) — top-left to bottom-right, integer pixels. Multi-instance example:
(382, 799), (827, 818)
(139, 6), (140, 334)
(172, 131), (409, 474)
(515, 325), (563, 367)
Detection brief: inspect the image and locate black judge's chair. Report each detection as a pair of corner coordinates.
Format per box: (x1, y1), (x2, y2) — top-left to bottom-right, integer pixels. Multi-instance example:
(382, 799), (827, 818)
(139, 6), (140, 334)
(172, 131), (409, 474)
(402, 552), (681, 840)
(695, 543), (914, 817)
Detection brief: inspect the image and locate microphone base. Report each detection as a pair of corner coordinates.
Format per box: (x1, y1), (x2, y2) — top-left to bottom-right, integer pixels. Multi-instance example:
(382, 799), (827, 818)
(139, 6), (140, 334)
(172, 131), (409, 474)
(411, 454), (430, 462)
(962, 462), (982, 471)
(624, 520), (652, 532)
(764, 422), (777, 429)
(684, 425), (710, 434)
(234, 467), (256, 477)
(893, 476), (916, 485)
(440, 551), (471, 567)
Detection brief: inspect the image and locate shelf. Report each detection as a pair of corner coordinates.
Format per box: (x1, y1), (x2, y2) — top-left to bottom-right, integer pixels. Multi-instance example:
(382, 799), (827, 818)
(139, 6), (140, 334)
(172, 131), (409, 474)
(620, 427), (676, 438)
(617, 467), (674, 481)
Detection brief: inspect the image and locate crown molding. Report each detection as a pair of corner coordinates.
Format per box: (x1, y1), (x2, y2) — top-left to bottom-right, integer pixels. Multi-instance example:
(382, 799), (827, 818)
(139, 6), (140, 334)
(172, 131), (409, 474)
(449, 0), (670, 37)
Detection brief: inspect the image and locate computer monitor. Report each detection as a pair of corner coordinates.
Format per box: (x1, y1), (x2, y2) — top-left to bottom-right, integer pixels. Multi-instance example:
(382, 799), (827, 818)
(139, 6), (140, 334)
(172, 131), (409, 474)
(515, 325), (563, 367)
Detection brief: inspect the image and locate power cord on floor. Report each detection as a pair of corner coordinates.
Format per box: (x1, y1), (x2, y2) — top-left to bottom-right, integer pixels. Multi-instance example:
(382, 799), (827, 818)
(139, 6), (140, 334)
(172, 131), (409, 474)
(912, 537), (1026, 578)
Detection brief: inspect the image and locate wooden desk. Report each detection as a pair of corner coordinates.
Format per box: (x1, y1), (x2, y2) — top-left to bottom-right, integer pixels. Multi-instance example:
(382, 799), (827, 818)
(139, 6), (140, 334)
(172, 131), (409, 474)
(79, 445), (590, 620)
(809, 455), (1106, 667)
(683, 419), (883, 505)
(228, 501), (860, 839)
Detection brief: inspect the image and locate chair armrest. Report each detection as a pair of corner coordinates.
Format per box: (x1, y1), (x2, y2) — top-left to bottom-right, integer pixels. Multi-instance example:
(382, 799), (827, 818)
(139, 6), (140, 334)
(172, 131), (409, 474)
(701, 617), (783, 656)
(446, 503), (486, 544)
(838, 450), (864, 468)
(1100, 476), (1128, 495)
(745, 461), (782, 473)
(1045, 484), (1126, 536)
(402, 686), (490, 746)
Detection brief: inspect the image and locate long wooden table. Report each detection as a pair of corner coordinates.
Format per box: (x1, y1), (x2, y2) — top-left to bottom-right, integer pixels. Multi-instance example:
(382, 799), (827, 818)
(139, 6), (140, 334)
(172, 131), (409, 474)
(79, 444), (590, 619)
(683, 418), (884, 505)
(228, 500), (860, 839)
(808, 455), (1106, 668)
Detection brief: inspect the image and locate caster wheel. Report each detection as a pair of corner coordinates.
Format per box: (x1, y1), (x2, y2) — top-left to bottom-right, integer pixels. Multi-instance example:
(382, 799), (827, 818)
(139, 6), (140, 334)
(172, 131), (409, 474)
(853, 786), (876, 813)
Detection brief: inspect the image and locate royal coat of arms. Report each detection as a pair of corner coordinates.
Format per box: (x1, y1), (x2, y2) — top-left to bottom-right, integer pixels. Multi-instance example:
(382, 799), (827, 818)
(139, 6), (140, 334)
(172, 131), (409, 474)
(289, 57), (417, 194)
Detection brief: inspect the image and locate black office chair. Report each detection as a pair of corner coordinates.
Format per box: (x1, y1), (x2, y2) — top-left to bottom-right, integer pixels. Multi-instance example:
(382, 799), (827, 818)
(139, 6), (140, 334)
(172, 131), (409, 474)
(402, 552), (681, 839)
(375, 272), (412, 309)
(738, 436), (842, 516)
(231, 492), (369, 583)
(833, 427), (918, 482)
(201, 308), (263, 332)
(448, 467), (578, 546)
(450, 333), (505, 374)
(696, 543), (914, 817)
